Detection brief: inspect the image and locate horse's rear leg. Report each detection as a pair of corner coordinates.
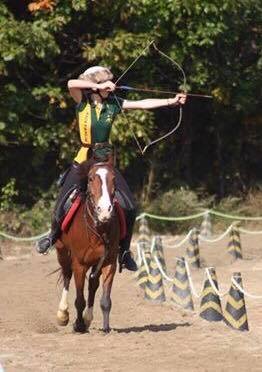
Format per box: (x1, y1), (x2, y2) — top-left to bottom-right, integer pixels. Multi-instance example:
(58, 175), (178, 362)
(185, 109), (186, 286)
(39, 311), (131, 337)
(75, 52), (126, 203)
(56, 247), (72, 326)
(73, 262), (88, 333)
(83, 266), (101, 330)
(100, 262), (117, 333)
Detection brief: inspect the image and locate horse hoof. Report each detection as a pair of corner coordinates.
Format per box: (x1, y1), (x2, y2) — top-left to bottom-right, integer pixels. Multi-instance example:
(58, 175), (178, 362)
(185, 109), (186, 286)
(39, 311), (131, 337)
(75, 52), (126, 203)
(73, 319), (87, 333)
(84, 319), (92, 330)
(103, 327), (111, 334)
(57, 310), (69, 326)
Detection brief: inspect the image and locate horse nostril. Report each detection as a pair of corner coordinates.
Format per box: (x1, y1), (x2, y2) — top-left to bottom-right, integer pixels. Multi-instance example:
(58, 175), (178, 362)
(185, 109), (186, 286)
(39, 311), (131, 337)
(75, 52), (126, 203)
(108, 205), (112, 212)
(97, 206), (101, 213)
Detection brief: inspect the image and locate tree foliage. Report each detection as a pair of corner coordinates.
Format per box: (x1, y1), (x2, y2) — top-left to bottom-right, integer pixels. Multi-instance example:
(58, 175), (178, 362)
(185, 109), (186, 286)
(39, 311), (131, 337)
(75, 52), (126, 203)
(0, 0), (261, 209)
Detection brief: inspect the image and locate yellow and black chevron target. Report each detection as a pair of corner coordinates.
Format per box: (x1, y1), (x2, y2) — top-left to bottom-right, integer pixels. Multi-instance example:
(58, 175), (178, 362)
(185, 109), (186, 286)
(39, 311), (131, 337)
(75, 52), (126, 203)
(138, 217), (151, 253)
(152, 236), (167, 271)
(171, 257), (194, 310)
(227, 227), (243, 260)
(136, 251), (151, 289)
(144, 254), (166, 303)
(200, 212), (212, 238)
(186, 228), (200, 268)
(200, 268), (223, 321)
(224, 272), (249, 331)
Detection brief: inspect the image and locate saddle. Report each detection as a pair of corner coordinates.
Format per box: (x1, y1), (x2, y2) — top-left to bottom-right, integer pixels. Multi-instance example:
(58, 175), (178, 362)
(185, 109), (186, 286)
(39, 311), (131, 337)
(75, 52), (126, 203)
(61, 190), (126, 240)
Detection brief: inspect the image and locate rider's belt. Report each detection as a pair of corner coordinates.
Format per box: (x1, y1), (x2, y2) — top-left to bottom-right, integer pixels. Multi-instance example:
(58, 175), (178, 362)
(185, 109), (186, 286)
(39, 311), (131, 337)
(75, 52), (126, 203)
(80, 142), (111, 149)
(80, 142), (114, 164)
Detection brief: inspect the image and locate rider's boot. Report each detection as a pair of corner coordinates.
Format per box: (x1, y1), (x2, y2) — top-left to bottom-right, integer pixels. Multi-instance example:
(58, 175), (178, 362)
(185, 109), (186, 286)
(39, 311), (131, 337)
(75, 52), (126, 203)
(119, 209), (137, 272)
(36, 218), (61, 254)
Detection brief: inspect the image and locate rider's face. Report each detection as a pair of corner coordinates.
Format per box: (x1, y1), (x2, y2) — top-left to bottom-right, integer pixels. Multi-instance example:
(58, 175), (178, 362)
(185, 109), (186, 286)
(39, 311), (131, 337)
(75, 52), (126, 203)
(98, 89), (110, 98)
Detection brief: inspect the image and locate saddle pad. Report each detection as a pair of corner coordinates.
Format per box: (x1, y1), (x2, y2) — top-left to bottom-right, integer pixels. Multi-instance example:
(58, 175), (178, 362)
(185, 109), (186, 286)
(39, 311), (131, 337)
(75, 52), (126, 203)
(61, 195), (82, 232)
(61, 195), (127, 240)
(114, 200), (127, 240)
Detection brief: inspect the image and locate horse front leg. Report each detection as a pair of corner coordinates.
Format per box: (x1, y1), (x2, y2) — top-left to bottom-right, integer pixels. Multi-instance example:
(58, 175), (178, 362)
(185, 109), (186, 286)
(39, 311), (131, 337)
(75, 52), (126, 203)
(73, 262), (88, 333)
(100, 262), (117, 333)
(56, 246), (72, 326)
(83, 266), (101, 330)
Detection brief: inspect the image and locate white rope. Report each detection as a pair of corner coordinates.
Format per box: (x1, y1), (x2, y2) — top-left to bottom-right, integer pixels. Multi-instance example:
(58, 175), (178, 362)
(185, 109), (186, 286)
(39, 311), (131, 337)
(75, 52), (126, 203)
(199, 224), (233, 243)
(205, 268), (228, 297)
(184, 260), (204, 298)
(238, 227), (262, 235)
(150, 236), (156, 253)
(141, 250), (150, 275)
(231, 278), (262, 299)
(0, 229), (50, 242)
(154, 255), (173, 282)
(162, 229), (193, 248)
(173, 256), (186, 263)
(136, 242), (143, 267)
(161, 235), (180, 244)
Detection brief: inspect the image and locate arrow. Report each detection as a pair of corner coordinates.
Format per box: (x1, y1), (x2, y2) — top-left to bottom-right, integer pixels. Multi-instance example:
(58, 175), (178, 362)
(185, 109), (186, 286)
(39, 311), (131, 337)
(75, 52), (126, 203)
(116, 85), (213, 99)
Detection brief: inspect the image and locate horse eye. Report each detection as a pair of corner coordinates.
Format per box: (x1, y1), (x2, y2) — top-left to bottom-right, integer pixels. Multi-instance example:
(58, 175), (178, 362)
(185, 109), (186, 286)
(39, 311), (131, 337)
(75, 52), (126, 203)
(89, 176), (94, 182)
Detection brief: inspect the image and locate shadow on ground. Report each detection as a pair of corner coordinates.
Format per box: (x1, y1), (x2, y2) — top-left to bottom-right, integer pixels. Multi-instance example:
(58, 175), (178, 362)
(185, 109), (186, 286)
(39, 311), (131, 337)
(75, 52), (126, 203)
(113, 322), (191, 333)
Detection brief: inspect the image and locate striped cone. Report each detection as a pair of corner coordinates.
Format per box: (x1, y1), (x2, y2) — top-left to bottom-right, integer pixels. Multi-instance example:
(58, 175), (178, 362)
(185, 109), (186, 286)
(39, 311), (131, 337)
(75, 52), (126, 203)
(137, 216), (151, 254)
(227, 226), (243, 260)
(171, 257), (194, 310)
(200, 268), (223, 321)
(144, 253), (166, 303)
(151, 236), (166, 271)
(200, 212), (212, 238)
(186, 228), (200, 268)
(136, 251), (151, 289)
(224, 272), (249, 331)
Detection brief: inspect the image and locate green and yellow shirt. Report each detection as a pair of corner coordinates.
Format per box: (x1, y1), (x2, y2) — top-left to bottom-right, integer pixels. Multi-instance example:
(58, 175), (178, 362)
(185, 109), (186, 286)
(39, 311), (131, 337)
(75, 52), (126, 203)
(74, 95), (122, 163)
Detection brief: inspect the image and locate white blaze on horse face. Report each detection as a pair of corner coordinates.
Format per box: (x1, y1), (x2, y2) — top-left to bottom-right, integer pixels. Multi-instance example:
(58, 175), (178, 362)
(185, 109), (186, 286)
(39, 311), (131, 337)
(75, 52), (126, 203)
(96, 168), (113, 222)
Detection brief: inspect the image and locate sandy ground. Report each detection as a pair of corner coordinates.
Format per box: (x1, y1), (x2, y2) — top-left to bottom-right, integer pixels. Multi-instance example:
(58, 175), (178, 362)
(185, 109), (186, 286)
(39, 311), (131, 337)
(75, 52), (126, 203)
(1, 233), (262, 372)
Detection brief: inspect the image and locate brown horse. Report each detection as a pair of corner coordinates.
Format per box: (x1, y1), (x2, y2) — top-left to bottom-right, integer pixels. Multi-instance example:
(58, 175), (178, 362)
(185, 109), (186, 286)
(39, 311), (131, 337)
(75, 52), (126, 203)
(55, 160), (120, 333)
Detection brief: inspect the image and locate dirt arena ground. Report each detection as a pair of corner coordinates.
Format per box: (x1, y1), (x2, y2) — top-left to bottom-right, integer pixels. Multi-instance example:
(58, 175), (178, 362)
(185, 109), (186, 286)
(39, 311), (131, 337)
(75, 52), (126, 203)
(1, 232), (262, 372)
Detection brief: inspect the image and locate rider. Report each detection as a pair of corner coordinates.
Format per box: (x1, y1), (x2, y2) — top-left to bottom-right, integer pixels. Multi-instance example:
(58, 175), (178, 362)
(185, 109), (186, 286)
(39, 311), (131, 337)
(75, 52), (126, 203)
(36, 66), (187, 271)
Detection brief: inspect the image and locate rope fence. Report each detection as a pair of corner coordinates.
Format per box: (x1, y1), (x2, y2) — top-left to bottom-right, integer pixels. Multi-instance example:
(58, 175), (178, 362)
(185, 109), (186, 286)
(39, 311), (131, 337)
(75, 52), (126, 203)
(151, 247), (262, 300)
(2, 208), (262, 241)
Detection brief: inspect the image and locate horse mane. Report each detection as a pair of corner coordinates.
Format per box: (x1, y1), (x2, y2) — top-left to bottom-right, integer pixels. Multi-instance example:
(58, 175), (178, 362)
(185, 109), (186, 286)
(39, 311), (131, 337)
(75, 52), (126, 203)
(77, 159), (113, 180)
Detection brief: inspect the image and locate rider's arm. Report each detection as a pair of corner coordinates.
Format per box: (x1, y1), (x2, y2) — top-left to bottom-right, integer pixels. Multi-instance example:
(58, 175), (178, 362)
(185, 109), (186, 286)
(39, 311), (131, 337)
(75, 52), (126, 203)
(67, 80), (101, 104)
(122, 94), (187, 110)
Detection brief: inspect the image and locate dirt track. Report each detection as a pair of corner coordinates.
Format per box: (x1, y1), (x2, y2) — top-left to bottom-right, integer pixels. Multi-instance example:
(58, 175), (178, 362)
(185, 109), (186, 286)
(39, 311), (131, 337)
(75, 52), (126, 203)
(1, 233), (262, 372)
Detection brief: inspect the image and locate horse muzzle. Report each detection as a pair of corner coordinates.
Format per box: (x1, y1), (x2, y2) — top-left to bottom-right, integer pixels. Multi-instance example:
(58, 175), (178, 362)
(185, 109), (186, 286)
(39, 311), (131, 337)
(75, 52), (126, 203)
(96, 204), (114, 223)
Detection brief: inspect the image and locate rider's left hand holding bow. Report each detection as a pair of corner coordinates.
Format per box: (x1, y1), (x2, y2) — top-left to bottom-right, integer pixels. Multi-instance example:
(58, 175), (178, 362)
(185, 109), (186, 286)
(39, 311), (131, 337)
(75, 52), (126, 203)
(167, 93), (187, 106)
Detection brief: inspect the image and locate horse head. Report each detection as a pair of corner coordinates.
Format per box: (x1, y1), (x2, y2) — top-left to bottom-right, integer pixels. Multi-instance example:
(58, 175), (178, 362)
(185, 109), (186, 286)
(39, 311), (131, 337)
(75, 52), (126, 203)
(86, 162), (116, 224)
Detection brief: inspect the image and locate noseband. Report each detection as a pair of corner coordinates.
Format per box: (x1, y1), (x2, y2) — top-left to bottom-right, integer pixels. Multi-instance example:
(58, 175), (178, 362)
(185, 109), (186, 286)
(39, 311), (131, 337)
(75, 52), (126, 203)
(83, 163), (116, 278)
(85, 162), (116, 227)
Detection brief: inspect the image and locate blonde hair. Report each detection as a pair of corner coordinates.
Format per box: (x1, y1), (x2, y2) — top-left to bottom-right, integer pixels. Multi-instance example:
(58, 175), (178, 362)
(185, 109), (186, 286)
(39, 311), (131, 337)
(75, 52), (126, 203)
(79, 66), (113, 83)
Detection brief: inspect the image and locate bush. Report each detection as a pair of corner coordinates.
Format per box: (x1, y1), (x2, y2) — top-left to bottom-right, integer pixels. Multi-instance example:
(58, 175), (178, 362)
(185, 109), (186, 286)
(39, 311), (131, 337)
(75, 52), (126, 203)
(0, 184), (57, 236)
(144, 187), (214, 233)
(0, 178), (19, 211)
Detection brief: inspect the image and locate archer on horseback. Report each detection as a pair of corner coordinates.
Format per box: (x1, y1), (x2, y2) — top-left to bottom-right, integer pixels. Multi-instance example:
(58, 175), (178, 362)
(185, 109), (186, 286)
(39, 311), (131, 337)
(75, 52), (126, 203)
(36, 66), (187, 271)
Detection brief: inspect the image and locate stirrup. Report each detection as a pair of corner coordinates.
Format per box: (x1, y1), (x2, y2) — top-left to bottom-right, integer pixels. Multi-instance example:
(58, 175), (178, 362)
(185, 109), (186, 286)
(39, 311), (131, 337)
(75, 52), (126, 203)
(119, 251), (137, 273)
(36, 236), (54, 255)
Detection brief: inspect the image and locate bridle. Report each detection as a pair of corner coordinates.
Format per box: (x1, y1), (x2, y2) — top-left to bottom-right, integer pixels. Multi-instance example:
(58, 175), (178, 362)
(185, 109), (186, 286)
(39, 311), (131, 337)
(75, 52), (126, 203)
(83, 162), (116, 278)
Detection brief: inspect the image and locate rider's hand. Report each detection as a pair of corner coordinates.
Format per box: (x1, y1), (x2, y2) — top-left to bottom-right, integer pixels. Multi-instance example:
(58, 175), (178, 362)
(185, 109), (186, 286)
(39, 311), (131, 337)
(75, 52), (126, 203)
(168, 93), (187, 106)
(97, 81), (116, 92)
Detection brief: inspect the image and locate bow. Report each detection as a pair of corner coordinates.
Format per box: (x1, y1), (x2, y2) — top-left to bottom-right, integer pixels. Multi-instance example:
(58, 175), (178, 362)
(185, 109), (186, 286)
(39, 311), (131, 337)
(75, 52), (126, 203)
(114, 40), (190, 155)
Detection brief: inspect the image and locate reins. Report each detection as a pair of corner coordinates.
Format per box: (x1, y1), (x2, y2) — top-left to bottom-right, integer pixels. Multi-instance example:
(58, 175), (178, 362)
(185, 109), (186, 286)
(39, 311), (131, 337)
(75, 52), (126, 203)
(83, 162), (116, 279)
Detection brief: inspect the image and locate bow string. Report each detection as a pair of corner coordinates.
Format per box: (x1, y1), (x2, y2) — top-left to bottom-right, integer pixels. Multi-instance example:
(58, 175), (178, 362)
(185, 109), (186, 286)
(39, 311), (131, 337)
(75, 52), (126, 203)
(113, 40), (188, 155)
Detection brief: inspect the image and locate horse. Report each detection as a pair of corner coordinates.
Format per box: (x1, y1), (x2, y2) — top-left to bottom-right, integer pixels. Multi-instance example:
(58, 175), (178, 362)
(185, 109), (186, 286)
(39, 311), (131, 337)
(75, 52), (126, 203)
(55, 159), (120, 333)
